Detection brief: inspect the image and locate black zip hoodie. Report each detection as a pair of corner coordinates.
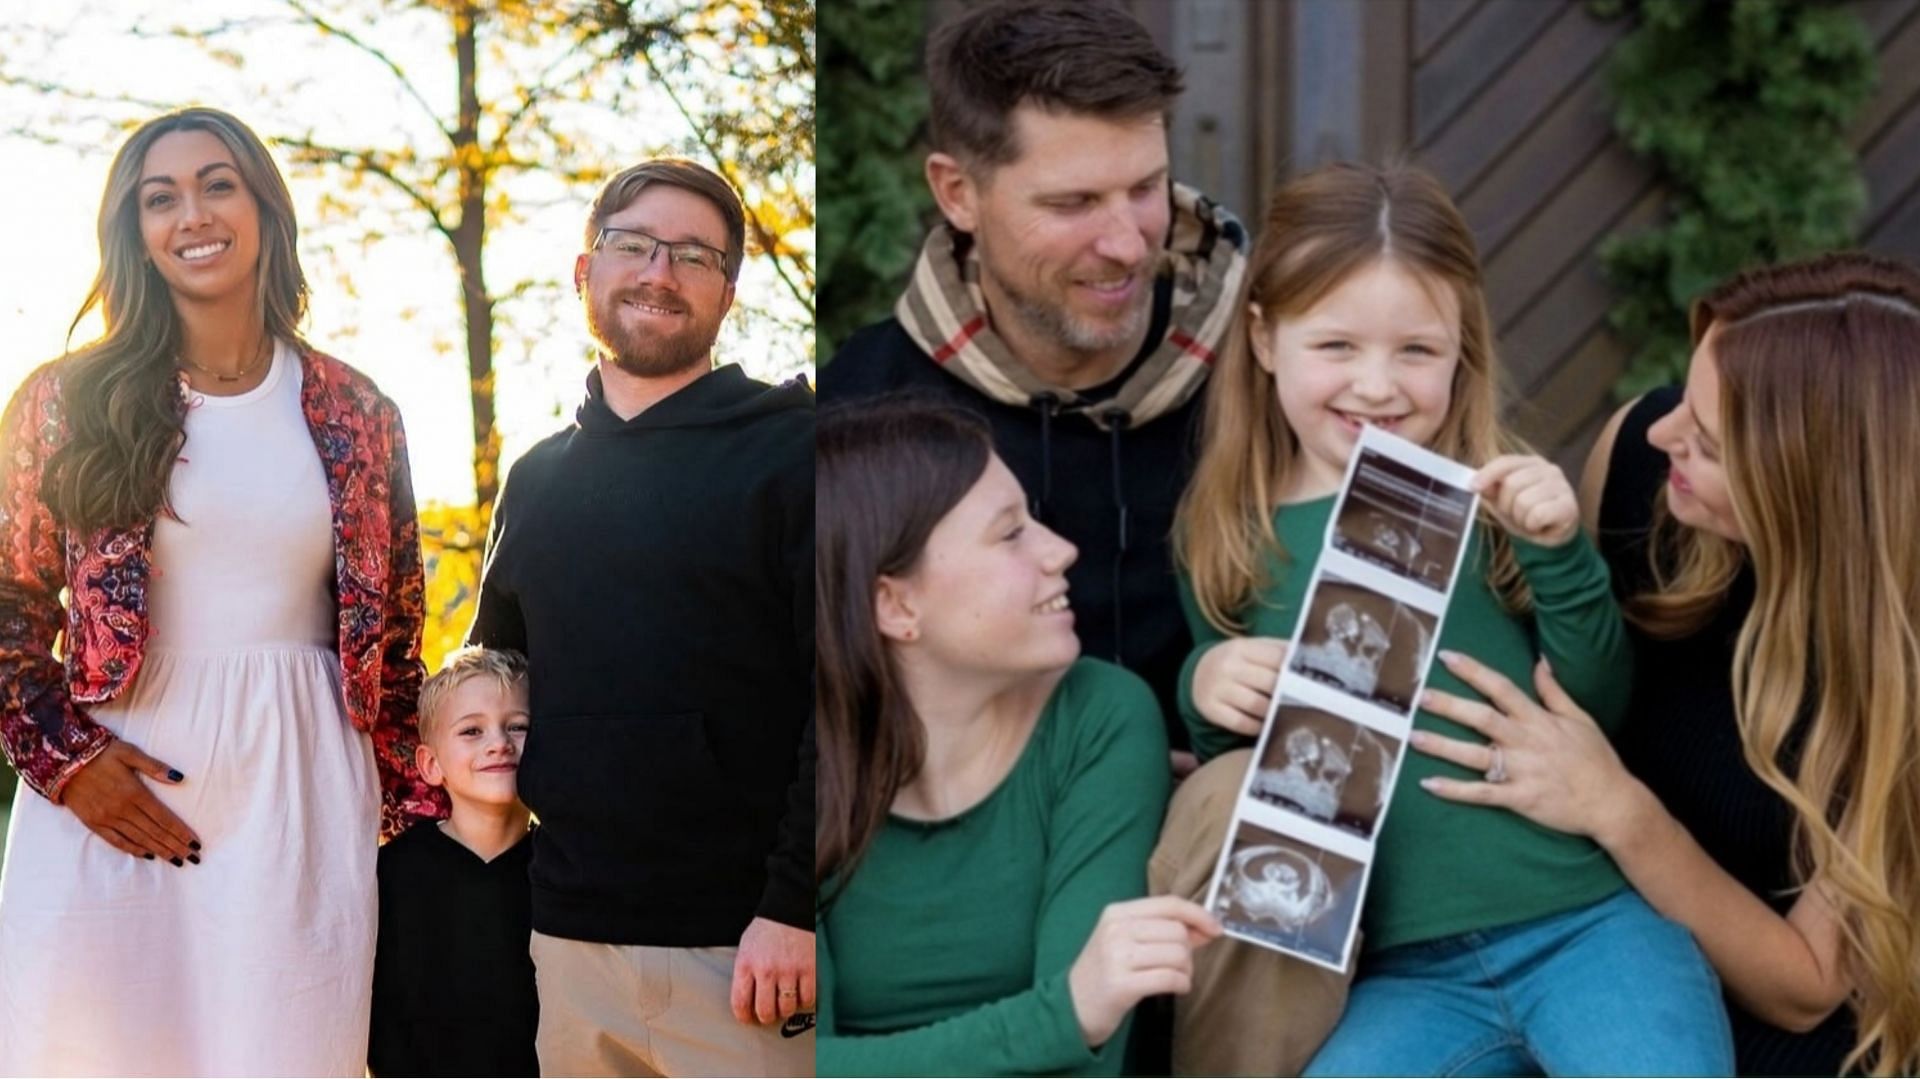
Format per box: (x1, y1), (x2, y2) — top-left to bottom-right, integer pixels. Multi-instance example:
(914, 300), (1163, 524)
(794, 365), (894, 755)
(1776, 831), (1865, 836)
(469, 363), (814, 946)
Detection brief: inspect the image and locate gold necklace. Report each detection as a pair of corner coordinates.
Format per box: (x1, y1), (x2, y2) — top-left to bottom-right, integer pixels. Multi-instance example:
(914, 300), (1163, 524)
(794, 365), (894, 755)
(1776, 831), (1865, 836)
(178, 337), (272, 384)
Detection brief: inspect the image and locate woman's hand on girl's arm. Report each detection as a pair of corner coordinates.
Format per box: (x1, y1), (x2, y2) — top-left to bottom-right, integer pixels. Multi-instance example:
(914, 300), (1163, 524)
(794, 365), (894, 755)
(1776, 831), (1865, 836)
(60, 739), (200, 864)
(1191, 638), (1288, 737)
(1415, 650), (1851, 1031)
(1067, 896), (1221, 1048)
(1473, 455), (1579, 547)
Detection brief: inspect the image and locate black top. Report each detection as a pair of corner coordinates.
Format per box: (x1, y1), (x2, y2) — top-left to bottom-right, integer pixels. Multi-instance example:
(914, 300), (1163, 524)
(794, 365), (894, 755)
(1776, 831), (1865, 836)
(819, 288), (1198, 751)
(369, 823), (539, 1078)
(469, 365), (815, 945)
(1598, 386), (1855, 1077)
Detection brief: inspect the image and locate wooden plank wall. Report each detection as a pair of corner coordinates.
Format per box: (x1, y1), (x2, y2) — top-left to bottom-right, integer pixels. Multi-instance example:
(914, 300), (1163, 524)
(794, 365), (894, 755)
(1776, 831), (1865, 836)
(1400, 0), (1652, 470)
(1858, 1), (1920, 260)
(1351, 0), (1920, 471)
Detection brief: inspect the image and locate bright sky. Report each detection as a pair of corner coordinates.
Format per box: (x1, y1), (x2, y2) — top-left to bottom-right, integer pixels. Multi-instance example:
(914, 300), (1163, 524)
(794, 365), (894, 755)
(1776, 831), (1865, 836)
(0, 0), (813, 506)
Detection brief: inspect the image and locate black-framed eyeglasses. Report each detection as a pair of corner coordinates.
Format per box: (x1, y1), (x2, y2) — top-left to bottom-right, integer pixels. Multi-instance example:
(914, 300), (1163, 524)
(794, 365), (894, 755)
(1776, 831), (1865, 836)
(592, 226), (730, 277)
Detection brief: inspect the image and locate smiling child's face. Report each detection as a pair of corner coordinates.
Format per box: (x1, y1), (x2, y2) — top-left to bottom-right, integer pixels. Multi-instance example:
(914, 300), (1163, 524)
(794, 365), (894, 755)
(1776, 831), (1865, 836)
(416, 676), (531, 809)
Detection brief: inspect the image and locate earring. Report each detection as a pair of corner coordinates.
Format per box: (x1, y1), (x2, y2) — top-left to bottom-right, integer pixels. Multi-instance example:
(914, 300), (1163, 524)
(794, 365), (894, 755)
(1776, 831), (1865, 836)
(902, 627), (919, 641)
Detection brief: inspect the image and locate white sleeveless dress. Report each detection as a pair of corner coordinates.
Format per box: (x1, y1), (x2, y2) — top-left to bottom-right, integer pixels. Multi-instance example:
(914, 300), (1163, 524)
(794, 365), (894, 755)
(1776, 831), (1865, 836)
(0, 342), (380, 1077)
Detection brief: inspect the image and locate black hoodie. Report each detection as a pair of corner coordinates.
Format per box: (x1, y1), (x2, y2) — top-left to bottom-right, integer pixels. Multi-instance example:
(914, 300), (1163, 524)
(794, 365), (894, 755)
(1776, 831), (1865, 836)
(819, 188), (1245, 752)
(469, 363), (814, 946)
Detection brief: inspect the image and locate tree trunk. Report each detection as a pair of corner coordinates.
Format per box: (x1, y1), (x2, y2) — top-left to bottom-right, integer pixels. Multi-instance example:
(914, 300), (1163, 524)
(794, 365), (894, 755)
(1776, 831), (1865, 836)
(452, 0), (498, 517)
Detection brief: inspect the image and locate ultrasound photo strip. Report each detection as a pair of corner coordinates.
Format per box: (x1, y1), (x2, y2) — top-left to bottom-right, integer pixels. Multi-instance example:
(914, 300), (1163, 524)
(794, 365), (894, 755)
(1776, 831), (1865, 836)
(1288, 573), (1440, 726)
(1245, 699), (1403, 846)
(1205, 425), (1480, 973)
(1210, 819), (1367, 970)
(1332, 448), (1476, 594)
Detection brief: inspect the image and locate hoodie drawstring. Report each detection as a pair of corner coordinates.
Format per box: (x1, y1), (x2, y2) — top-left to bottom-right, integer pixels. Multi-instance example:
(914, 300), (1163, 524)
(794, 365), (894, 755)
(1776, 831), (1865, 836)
(1030, 392), (1060, 521)
(1100, 406), (1132, 665)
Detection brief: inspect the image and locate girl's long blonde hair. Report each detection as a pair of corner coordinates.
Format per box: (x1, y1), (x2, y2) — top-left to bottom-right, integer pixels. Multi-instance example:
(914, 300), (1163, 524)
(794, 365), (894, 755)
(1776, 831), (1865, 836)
(1177, 162), (1528, 634)
(1654, 253), (1920, 1075)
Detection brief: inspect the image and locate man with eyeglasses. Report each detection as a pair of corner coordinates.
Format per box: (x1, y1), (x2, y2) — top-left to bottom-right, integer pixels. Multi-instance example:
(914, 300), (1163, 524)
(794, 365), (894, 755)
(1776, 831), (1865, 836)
(468, 158), (815, 1077)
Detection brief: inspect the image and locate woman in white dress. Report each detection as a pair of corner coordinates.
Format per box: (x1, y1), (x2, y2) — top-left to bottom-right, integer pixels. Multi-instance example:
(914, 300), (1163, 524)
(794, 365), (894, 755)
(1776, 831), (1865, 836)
(0, 107), (440, 1076)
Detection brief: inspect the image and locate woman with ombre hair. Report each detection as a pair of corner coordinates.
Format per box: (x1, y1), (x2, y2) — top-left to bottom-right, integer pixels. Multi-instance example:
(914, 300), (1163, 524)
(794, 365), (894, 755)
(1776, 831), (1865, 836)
(1414, 251), (1920, 1076)
(0, 107), (437, 1075)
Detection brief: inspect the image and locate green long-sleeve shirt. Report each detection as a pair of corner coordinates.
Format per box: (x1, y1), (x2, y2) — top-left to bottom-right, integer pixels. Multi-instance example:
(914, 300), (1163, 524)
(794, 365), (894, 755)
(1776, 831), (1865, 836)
(819, 660), (1171, 1077)
(1178, 496), (1631, 952)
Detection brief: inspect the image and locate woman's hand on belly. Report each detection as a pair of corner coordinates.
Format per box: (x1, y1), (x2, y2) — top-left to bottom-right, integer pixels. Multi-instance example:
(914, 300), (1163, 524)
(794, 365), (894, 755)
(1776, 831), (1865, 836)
(1408, 650), (1643, 847)
(1413, 649), (1856, 1032)
(60, 739), (203, 866)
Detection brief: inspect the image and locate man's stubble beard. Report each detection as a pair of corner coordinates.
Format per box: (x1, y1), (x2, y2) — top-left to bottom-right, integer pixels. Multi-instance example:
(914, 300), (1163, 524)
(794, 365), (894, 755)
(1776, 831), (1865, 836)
(584, 288), (722, 378)
(980, 241), (1154, 358)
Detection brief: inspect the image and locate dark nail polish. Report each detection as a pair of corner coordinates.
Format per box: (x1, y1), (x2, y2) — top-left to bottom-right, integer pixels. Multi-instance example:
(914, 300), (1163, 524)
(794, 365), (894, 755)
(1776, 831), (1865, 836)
(166, 769), (184, 782)
(187, 854), (200, 865)
(189, 840), (202, 851)
(169, 856), (184, 867)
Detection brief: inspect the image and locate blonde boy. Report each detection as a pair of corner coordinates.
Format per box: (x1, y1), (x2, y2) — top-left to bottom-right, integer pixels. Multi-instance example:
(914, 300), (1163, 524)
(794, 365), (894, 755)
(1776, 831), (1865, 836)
(413, 648), (534, 855)
(368, 649), (538, 1078)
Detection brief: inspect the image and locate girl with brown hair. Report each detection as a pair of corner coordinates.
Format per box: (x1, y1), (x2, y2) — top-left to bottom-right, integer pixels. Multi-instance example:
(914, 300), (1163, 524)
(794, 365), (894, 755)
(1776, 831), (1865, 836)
(1416, 251), (1920, 1076)
(815, 397), (1217, 1076)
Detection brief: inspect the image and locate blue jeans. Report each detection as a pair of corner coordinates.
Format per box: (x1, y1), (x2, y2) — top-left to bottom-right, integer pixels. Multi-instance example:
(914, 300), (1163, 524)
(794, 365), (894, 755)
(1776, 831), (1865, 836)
(1305, 890), (1733, 1077)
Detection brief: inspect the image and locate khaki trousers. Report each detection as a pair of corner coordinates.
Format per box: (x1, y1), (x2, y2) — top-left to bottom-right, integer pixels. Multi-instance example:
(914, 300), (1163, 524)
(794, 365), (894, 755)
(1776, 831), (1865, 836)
(529, 931), (816, 1078)
(1149, 749), (1355, 1077)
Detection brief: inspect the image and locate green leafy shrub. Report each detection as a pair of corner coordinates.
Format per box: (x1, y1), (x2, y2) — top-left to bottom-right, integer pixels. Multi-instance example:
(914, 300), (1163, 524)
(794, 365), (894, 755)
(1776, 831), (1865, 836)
(1595, 0), (1875, 396)
(819, 0), (933, 356)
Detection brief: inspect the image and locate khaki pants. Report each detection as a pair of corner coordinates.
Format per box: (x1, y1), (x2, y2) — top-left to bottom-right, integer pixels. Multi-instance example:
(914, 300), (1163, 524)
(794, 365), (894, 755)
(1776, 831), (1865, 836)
(1149, 749), (1355, 1077)
(530, 931), (816, 1078)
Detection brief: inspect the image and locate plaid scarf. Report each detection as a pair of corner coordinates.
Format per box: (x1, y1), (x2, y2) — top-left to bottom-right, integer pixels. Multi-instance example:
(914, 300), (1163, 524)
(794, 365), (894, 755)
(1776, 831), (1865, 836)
(895, 182), (1248, 431)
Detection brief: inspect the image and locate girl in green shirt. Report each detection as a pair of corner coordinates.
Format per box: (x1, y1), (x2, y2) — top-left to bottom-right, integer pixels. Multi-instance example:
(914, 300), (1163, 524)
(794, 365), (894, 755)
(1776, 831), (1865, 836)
(816, 399), (1218, 1077)
(1170, 163), (1733, 1076)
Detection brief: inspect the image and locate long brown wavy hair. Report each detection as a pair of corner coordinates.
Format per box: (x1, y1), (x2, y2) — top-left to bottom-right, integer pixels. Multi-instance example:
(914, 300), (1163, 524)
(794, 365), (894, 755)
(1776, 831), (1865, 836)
(1176, 162), (1529, 634)
(1646, 253), (1920, 1074)
(42, 107), (309, 532)
(815, 397), (994, 907)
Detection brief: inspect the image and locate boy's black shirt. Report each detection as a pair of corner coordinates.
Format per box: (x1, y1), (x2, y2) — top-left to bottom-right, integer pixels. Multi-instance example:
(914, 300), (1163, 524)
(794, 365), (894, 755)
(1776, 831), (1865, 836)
(468, 364), (815, 945)
(369, 822), (539, 1078)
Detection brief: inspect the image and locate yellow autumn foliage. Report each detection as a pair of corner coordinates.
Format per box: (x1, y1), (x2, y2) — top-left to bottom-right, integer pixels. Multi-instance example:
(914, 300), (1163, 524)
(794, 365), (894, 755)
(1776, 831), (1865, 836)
(417, 501), (487, 673)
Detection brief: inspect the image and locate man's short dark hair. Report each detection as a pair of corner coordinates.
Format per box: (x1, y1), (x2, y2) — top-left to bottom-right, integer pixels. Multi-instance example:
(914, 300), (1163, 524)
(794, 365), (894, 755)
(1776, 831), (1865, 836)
(585, 158), (748, 282)
(926, 0), (1184, 169)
